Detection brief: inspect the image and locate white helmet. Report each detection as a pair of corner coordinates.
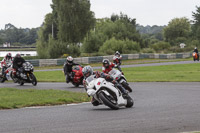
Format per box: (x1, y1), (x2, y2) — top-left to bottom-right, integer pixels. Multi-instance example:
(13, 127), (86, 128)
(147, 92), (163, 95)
(82, 65), (93, 78)
(115, 51), (120, 56)
(66, 56), (73, 64)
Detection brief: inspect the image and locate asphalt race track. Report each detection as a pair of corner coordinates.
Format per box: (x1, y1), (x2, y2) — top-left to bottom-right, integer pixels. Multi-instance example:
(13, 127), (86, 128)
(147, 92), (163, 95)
(0, 82), (200, 133)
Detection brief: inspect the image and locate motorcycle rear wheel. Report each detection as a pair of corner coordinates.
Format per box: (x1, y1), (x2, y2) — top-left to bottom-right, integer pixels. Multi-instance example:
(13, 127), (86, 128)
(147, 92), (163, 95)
(18, 80), (24, 86)
(0, 77), (6, 83)
(99, 92), (119, 110)
(73, 83), (79, 87)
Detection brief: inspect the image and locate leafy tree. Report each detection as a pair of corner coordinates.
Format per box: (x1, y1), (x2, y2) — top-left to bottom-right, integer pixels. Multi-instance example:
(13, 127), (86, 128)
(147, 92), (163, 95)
(54, 0), (95, 43)
(163, 17), (191, 45)
(36, 13), (54, 58)
(81, 31), (107, 53)
(0, 23), (38, 45)
(37, 0), (95, 58)
(192, 6), (200, 40)
(82, 13), (143, 53)
(0, 36), (3, 44)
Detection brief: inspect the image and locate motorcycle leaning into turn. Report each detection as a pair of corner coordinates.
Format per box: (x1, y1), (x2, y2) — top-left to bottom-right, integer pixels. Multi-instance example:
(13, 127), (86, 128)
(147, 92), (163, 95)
(12, 62), (37, 86)
(108, 69), (132, 93)
(85, 75), (134, 110)
(68, 65), (84, 87)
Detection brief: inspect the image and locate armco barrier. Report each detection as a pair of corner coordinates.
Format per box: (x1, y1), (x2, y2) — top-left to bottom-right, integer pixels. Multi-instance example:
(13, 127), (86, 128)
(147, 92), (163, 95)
(27, 60), (39, 66)
(4, 53), (191, 67)
(39, 59), (57, 66)
(57, 59), (66, 66)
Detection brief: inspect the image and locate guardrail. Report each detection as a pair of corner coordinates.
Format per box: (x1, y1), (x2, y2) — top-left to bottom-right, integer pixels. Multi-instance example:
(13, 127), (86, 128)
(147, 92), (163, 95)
(0, 46), (36, 49)
(0, 53), (192, 67)
(25, 53), (192, 67)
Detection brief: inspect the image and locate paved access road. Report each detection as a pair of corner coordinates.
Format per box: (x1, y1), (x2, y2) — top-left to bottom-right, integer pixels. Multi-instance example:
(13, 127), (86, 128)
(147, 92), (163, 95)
(0, 82), (200, 133)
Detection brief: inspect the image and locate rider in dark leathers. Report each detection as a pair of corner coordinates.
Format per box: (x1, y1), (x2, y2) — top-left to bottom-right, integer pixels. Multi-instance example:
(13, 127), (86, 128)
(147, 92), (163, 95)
(12, 54), (25, 78)
(63, 56), (80, 83)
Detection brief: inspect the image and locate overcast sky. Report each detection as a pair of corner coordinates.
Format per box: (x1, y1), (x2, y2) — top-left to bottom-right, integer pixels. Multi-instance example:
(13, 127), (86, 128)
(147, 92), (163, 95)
(0, 0), (200, 29)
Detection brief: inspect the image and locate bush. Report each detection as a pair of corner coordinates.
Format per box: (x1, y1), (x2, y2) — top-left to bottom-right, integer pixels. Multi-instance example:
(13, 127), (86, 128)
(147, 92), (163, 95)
(99, 37), (140, 54)
(81, 32), (107, 53)
(169, 45), (194, 53)
(150, 41), (170, 52)
(141, 48), (155, 53)
(190, 40), (200, 47)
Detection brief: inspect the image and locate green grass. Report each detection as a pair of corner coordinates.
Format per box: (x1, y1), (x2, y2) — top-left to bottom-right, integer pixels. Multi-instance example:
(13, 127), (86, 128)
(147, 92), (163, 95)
(0, 88), (90, 109)
(34, 63), (200, 82)
(34, 70), (65, 82)
(124, 63), (200, 82)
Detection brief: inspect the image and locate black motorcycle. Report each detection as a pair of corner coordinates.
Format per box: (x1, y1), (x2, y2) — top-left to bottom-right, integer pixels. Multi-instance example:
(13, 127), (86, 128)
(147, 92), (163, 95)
(13, 62), (37, 86)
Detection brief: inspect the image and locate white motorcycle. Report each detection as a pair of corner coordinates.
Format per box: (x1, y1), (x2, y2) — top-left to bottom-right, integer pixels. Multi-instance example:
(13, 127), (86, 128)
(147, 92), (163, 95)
(86, 75), (134, 110)
(0, 63), (13, 83)
(108, 69), (132, 92)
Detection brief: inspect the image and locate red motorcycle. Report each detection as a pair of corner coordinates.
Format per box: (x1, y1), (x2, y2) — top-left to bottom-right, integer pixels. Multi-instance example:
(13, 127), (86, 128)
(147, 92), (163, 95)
(69, 65), (84, 87)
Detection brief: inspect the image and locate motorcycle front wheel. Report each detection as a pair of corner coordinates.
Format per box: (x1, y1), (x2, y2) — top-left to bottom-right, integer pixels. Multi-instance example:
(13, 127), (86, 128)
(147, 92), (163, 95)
(99, 92), (119, 110)
(122, 81), (132, 92)
(29, 73), (37, 86)
(126, 95), (134, 108)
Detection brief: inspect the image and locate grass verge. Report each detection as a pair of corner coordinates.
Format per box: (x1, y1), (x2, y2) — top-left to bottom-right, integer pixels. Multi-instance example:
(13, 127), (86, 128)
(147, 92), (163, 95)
(0, 88), (90, 109)
(124, 63), (200, 82)
(34, 63), (200, 82)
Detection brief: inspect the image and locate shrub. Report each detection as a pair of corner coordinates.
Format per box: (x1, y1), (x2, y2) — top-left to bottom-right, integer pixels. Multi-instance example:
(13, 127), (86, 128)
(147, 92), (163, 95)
(141, 48), (155, 53)
(150, 41), (170, 52)
(99, 37), (140, 54)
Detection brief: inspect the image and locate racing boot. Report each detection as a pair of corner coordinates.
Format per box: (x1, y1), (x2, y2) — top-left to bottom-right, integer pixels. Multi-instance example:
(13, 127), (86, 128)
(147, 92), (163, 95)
(66, 75), (70, 83)
(116, 83), (130, 99)
(91, 97), (100, 106)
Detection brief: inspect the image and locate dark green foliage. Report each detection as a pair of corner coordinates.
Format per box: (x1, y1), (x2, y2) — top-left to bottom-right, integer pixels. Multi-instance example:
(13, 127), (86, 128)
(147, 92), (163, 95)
(82, 31), (107, 53)
(99, 37), (140, 55)
(0, 23), (38, 45)
(82, 13), (142, 54)
(36, 0), (95, 58)
(55, 0), (95, 43)
(150, 41), (171, 52)
(192, 6), (200, 40)
(163, 17), (191, 44)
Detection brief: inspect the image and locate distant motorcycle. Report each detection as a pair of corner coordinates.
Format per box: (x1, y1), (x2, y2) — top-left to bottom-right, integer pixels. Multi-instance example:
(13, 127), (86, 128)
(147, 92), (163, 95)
(108, 69), (132, 92)
(12, 62), (37, 86)
(69, 65), (84, 87)
(192, 52), (199, 61)
(86, 75), (134, 110)
(113, 56), (122, 72)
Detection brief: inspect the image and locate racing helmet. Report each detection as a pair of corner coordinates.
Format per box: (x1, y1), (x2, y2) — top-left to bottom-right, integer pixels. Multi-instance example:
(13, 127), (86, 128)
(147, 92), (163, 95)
(66, 56), (73, 65)
(6, 53), (12, 59)
(102, 59), (110, 68)
(115, 51), (120, 56)
(82, 65), (93, 78)
(15, 54), (21, 58)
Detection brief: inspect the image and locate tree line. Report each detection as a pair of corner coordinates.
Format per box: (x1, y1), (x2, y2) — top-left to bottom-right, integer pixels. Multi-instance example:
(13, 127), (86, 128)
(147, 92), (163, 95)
(36, 0), (200, 58)
(1, 0), (200, 59)
(0, 23), (39, 46)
